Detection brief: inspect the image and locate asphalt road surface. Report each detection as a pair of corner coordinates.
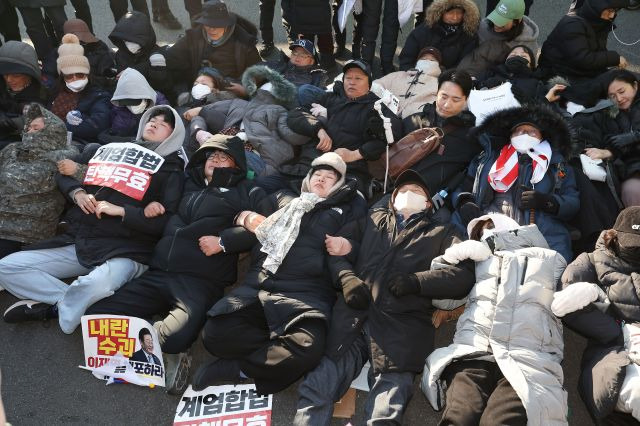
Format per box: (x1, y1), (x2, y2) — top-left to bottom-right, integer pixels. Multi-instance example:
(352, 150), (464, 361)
(2, 0), (638, 425)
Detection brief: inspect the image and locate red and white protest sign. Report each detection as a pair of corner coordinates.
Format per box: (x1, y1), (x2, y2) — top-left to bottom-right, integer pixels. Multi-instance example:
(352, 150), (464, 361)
(84, 142), (164, 200)
(174, 384), (272, 426)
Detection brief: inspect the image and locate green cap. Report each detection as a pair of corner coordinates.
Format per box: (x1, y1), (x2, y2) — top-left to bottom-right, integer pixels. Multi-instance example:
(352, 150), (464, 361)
(487, 0), (525, 27)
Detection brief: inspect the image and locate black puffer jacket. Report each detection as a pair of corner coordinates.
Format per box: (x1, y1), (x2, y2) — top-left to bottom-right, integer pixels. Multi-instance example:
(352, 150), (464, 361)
(399, 0), (480, 70)
(560, 234), (640, 421)
(165, 16), (260, 90)
(267, 54), (327, 88)
(286, 82), (402, 191)
(207, 180), (363, 337)
(403, 103), (479, 197)
(538, 0), (627, 81)
(150, 137), (266, 282)
(476, 63), (548, 104)
(326, 196), (475, 374)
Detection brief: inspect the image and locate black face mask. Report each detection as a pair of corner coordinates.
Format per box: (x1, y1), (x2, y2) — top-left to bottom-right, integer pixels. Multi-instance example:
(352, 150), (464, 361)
(209, 166), (243, 187)
(504, 56), (531, 74)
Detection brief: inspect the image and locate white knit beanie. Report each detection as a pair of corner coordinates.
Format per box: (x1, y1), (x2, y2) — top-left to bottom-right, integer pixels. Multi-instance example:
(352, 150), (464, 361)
(56, 33), (90, 75)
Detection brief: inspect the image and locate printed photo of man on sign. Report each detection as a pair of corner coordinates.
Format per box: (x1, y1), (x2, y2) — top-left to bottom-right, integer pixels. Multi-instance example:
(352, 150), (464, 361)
(81, 314), (165, 388)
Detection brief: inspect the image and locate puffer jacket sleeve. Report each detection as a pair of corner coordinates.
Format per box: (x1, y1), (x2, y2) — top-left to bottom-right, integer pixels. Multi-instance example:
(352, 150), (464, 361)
(551, 162), (580, 221)
(287, 108), (324, 137)
(276, 111), (310, 146)
(68, 89), (112, 141)
(328, 216), (367, 289)
(398, 25), (426, 71)
(554, 20), (620, 71)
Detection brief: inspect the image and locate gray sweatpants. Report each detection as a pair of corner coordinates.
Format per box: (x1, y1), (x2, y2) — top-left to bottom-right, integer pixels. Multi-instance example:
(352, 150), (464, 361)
(0, 245), (147, 333)
(294, 330), (415, 426)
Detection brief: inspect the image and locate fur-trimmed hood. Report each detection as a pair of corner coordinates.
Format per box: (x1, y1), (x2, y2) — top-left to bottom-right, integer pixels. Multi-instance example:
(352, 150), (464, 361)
(471, 104), (572, 156)
(241, 65), (297, 104)
(426, 0), (480, 35)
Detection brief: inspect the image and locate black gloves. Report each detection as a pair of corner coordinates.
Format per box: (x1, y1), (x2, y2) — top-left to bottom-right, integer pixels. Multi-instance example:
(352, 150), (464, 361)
(388, 273), (420, 297)
(342, 274), (370, 310)
(520, 190), (559, 214)
(0, 113), (18, 130)
(458, 200), (482, 227)
(607, 131), (640, 153)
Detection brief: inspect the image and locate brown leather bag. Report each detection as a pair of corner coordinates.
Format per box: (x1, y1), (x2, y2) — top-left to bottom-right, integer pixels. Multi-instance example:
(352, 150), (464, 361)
(385, 127), (445, 178)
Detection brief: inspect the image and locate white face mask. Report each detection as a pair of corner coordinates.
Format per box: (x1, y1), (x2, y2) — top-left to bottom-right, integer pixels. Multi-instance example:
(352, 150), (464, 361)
(66, 78), (88, 92)
(127, 99), (148, 114)
(191, 83), (212, 100)
(481, 228), (495, 241)
(415, 59), (440, 73)
(511, 134), (541, 154)
(394, 190), (428, 216)
(124, 41), (142, 54)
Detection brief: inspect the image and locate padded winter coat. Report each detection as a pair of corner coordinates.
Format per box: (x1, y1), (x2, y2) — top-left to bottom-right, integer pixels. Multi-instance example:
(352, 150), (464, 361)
(422, 225), (569, 426)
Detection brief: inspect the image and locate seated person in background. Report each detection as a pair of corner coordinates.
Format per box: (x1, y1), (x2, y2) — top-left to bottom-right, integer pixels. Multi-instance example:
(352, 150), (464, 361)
(165, 0), (260, 98)
(454, 104), (579, 262)
(0, 106), (185, 338)
(87, 134), (267, 395)
(265, 39), (327, 91)
(538, 0), (629, 83)
(176, 67), (236, 111)
(191, 153), (365, 396)
(457, 0), (539, 78)
(188, 64), (308, 174)
(99, 67), (169, 144)
(552, 207), (640, 425)
(282, 60), (401, 197)
(476, 44), (547, 104)
(423, 214), (569, 425)
(294, 170), (475, 426)
(399, 0), (480, 71)
(42, 19), (116, 91)
(0, 104), (77, 259)
(402, 69), (480, 212)
(0, 41), (49, 149)
(375, 47), (441, 119)
(49, 34), (111, 150)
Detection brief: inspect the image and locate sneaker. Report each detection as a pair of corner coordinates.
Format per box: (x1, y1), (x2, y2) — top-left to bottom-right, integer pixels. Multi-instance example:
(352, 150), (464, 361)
(164, 351), (192, 395)
(192, 358), (242, 391)
(155, 10), (182, 30)
(259, 42), (277, 59)
(3, 300), (57, 323)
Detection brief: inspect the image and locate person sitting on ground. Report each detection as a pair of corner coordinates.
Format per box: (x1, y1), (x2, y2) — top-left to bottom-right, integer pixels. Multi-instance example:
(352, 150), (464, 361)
(42, 19), (116, 91)
(453, 104), (580, 262)
(0, 106), (185, 339)
(281, 60), (401, 197)
(49, 34), (111, 150)
(187, 64), (308, 174)
(399, 0), (480, 71)
(294, 169), (476, 425)
(176, 67), (236, 111)
(99, 67), (169, 144)
(552, 207), (640, 424)
(0, 104), (77, 259)
(457, 0), (539, 78)
(476, 44), (547, 104)
(191, 152), (366, 396)
(87, 134), (267, 395)
(423, 214), (569, 425)
(265, 39), (327, 91)
(0, 41), (49, 149)
(164, 0), (260, 99)
(375, 47), (442, 119)
(538, 0), (629, 83)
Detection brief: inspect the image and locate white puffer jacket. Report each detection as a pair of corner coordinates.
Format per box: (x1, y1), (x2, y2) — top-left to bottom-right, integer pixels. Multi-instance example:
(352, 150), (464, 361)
(422, 225), (569, 426)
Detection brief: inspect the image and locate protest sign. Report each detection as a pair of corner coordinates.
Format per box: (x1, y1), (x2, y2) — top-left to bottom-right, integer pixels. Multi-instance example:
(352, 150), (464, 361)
(174, 384), (272, 426)
(80, 315), (165, 387)
(468, 82), (521, 126)
(83, 142), (164, 200)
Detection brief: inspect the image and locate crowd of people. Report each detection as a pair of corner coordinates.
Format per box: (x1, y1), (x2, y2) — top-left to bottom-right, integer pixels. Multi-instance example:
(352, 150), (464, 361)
(0, 0), (639, 424)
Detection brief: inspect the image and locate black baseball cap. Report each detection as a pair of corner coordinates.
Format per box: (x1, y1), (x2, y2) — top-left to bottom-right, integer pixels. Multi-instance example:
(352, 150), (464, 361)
(342, 59), (372, 87)
(290, 39), (316, 56)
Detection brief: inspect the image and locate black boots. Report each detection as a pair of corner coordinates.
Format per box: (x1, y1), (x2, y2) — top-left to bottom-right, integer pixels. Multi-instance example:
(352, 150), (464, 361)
(152, 0), (182, 30)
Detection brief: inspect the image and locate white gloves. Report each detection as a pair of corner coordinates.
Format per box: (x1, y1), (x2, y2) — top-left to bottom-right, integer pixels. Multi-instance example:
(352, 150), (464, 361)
(310, 103), (327, 118)
(196, 130), (214, 145)
(551, 282), (601, 317)
(149, 53), (166, 67)
(66, 110), (83, 126)
(442, 240), (492, 265)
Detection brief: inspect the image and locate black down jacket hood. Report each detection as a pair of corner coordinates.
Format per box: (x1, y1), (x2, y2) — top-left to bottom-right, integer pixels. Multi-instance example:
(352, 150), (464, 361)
(109, 11), (157, 54)
(187, 133), (247, 188)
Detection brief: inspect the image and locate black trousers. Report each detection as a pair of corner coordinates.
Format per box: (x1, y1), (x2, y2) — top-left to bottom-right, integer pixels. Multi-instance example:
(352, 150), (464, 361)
(439, 360), (527, 426)
(87, 269), (224, 354)
(0, 0), (20, 45)
(109, 0), (150, 23)
(202, 302), (326, 395)
(259, 0), (277, 44)
(70, 0), (93, 32)
(0, 239), (23, 260)
(360, 0), (399, 71)
(184, 0), (202, 20)
(17, 6), (67, 60)
(332, 0), (363, 54)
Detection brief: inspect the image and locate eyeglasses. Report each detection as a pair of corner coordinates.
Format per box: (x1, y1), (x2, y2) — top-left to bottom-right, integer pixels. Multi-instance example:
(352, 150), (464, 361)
(63, 73), (87, 81)
(291, 51), (313, 58)
(206, 151), (232, 162)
